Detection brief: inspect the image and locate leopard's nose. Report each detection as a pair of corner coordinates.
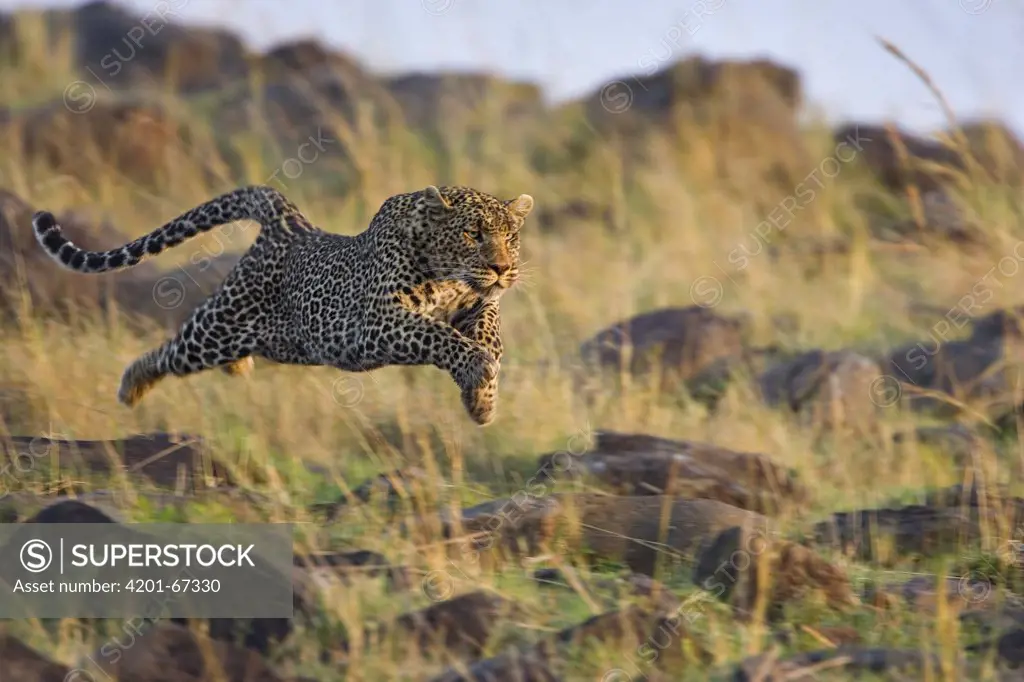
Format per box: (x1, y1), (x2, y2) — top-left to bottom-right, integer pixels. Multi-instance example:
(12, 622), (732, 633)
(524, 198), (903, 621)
(489, 263), (511, 276)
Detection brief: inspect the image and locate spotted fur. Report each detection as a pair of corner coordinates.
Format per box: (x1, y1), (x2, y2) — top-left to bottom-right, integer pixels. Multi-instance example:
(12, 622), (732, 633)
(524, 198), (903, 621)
(32, 184), (534, 425)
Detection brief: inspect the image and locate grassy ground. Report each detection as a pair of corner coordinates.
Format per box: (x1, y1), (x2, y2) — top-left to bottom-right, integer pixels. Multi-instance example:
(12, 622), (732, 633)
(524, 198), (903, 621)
(0, 16), (1023, 680)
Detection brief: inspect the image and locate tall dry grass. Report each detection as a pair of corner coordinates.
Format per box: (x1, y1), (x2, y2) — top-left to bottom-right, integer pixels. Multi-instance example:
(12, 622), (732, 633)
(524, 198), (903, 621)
(0, 14), (1021, 680)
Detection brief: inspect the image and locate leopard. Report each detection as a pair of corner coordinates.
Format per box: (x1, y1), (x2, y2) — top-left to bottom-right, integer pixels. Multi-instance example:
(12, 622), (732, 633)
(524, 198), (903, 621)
(31, 184), (534, 426)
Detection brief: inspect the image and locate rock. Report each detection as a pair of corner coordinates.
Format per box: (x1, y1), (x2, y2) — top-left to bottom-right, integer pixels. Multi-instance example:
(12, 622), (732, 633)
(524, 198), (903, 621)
(540, 605), (712, 677)
(49, 0), (250, 93)
(578, 306), (749, 392)
(434, 604), (711, 681)
(540, 431), (807, 515)
(22, 499), (119, 524)
(901, 189), (980, 244)
(812, 503), (1013, 563)
(835, 120), (1024, 195)
(385, 73), (544, 133)
(582, 56), (807, 193)
(388, 591), (509, 657)
(0, 488), (273, 525)
(733, 646), (944, 681)
(693, 525), (857, 621)
(8, 99), (221, 190)
(892, 424), (984, 466)
(758, 349), (885, 432)
(408, 492), (769, 578)
(0, 187), (246, 329)
(886, 323), (1024, 421)
(259, 39), (368, 82)
(961, 606), (1024, 638)
(966, 625), (1024, 669)
(0, 190), (153, 272)
(330, 591), (513, 664)
(0, 189), (146, 323)
(0, 501), (164, 619)
(410, 494), (563, 568)
(0, 634), (71, 681)
(429, 650), (561, 682)
(614, 573), (683, 615)
(0, 499), (300, 658)
(972, 307), (1024, 343)
(681, 346), (791, 410)
(863, 574), (1000, 616)
(78, 621), (285, 682)
(837, 123), (998, 245)
(0, 432), (232, 493)
(832, 123), (960, 195)
(569, 494), (772, 577)
(210, 73), (358, 150)
(293, 549), (411, 591)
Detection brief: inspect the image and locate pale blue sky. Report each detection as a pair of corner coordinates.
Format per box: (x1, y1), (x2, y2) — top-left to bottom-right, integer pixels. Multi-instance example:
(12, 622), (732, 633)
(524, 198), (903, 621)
(3, 0), (1021, 136)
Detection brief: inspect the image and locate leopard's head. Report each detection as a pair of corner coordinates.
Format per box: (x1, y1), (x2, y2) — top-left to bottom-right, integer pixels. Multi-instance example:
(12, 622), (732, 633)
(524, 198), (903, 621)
(419, 185), (533, 299)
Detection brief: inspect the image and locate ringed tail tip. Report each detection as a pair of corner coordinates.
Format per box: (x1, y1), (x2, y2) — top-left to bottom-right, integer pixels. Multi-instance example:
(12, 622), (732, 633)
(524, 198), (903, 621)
(32, 210), (59, 236)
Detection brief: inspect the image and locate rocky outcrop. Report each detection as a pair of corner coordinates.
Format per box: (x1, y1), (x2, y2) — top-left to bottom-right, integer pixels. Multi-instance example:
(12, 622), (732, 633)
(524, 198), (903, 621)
(578, 306), (750, 391)
(539, 431), (808, 515)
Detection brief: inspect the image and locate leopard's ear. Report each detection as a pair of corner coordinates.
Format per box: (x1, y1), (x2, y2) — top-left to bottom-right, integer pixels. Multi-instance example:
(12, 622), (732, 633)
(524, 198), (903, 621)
(507, 194), (534, 221)
(423, 185), (452, 211)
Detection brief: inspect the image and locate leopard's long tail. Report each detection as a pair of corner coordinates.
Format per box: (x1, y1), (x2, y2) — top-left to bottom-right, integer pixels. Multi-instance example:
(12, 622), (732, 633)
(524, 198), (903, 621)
(32, 185), (317, 274)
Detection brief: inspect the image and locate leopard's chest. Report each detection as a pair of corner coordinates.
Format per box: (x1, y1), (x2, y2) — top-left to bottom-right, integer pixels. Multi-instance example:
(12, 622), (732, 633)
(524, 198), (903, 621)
(424, 282), (479, 322)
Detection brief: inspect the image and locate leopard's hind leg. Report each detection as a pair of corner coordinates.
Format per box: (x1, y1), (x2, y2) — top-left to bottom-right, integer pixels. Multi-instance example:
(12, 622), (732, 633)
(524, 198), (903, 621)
(118, 295), (259, 407)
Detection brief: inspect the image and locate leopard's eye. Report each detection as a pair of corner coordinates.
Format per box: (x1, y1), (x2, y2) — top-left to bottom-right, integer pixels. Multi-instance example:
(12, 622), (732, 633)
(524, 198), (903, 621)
(464, 228), (482, 240)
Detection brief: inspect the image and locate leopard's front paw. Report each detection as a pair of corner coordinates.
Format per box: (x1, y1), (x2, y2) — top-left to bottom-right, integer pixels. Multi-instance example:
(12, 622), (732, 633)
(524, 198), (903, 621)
(457, 349), (500, 426)
(462, 383), (497, 426)
(118, 366), (155, 408)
